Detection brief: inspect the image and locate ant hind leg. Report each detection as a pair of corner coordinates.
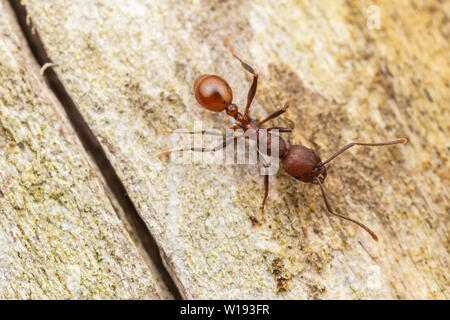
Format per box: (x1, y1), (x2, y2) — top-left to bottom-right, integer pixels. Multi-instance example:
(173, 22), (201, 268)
(224, 37), (258, 116)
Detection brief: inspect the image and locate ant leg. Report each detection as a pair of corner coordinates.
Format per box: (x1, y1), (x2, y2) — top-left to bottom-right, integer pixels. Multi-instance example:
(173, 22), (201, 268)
(315, 178), (378, 241)
(160, 129), (224, 137)
(243, 63), (258, 117)
(257, 152), (272, 223)
(157, 135), (242, 157)
(236, 56), (258, 116)
(320, 138), (408, 166)
(267, 127), (293, 133)
(260, 174), (269, 223)
(267, 119), (295, 133)
(231, 123), (244, 131)
(258, 103), (291, 126)
(225, 38), (258, 116)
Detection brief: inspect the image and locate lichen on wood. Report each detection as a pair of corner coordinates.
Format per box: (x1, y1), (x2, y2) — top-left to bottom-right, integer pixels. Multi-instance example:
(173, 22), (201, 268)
(22, 0), (449, 299)
(0, 0), (162, 299)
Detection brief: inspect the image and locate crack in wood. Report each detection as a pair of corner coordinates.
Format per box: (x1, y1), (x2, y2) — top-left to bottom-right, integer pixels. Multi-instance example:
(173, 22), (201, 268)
(8, 0), (182, 300)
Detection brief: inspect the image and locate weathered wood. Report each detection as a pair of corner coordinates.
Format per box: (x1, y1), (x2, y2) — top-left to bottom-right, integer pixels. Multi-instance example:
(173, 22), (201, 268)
(22, 0), (449, 299)
(0, 0), (163, 299)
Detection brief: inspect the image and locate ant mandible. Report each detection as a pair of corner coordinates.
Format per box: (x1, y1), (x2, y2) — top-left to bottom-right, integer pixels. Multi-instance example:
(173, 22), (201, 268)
(158, 48), (407, 242)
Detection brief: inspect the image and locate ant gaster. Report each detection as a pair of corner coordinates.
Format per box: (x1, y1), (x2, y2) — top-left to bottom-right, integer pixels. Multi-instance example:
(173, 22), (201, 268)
(159, 49), (407, 242)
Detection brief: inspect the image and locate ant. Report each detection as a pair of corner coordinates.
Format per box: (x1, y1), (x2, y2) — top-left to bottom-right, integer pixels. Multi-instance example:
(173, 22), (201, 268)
(158, 48), (407, 242)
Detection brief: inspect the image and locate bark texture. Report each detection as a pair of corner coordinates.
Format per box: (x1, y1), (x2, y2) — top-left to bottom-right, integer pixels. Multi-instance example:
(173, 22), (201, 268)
(0, 0), (162, 299)
(15, 0), (450, 299)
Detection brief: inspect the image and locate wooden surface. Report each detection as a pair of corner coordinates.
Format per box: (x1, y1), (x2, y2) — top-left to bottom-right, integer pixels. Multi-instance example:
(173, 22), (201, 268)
(2, 0), (449, 299)
(0, 0), (163, 299)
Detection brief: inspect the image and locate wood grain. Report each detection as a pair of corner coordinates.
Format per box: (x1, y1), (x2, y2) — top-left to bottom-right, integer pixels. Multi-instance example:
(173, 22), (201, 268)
(21, 0), (449, 299)
(0, 0), (162, 299)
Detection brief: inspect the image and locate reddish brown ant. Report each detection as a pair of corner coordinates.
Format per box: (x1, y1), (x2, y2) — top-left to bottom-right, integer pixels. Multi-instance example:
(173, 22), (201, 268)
(158, 50), (407, 242)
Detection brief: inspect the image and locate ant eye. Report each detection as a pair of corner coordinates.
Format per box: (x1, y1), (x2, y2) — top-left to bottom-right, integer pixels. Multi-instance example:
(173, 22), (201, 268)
(294, 174), (300, 180)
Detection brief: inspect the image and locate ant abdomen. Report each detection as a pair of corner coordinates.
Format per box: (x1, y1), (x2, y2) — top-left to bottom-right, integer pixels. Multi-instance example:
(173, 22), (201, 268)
(194, 75), (233, 112)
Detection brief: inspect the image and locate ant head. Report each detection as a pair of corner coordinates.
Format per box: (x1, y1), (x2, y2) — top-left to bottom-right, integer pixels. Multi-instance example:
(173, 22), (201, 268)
(194, 75), (233, 112)
(282, 145), (327, 183)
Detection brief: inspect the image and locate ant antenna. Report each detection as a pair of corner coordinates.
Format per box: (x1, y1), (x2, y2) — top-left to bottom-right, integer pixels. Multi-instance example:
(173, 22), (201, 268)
(315, 178), (379, 241)
(320, 138), (407, 166)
